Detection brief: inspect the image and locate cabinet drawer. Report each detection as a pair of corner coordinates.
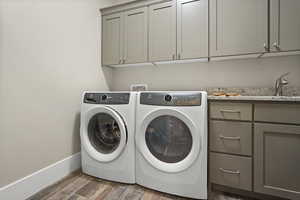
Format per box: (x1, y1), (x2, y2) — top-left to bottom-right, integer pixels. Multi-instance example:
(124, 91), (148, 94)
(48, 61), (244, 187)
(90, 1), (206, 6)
(254, 103), (300, 124)
(210, 102), (252, 121)
(210, 120), (252, 156)
(210, 153), (252, 191)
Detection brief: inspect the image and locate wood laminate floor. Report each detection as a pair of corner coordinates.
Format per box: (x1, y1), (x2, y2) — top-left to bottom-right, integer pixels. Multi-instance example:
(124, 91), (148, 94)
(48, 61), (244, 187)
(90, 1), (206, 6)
(28, 171), (255, 200)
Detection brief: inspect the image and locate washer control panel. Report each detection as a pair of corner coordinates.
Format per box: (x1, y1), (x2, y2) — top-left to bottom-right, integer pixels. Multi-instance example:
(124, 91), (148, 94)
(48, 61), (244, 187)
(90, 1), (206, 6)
(84, 93), (130, 104)
(140, 92), (202, 106)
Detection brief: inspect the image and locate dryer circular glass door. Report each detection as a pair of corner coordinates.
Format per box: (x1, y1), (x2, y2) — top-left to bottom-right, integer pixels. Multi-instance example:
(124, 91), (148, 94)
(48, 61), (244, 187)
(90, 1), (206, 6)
(136, 109), (201, 173)
(82, 106), (127, 162)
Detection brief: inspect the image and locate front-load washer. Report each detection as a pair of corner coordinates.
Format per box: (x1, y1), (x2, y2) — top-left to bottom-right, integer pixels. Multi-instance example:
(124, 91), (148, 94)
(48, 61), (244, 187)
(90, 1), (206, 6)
(80, 92), (136, 183)
(135, 91), (207, 199)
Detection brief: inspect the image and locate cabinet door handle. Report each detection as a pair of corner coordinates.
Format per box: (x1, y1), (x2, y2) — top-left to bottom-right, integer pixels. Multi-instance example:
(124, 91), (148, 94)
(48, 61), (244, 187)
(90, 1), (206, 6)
(172, 54), (175, 60)
(220, 109), (241, 113)
(123, 59), (126, 64)
(219, 135), (241, 140)
(219, 168), (240, 175)
(119, 59), (122, 64)
(178, 53), (181, 60)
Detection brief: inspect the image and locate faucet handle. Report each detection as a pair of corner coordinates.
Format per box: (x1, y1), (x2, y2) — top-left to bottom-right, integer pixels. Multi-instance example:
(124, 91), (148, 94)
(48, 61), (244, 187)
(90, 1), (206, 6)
(279, 72), (290, 79)
(280, 73), (289, 86)
(281, 77), (289, 84)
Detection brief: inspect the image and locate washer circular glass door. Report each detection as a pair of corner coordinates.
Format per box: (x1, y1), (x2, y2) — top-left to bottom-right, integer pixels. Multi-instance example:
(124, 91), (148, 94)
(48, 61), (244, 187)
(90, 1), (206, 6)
(136, 109), (201, 173)
(82, 106), (127, 162)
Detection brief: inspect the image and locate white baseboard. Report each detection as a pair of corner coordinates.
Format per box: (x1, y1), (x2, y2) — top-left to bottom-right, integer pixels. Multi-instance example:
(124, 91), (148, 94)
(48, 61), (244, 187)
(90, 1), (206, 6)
(0, 152), (81, 200)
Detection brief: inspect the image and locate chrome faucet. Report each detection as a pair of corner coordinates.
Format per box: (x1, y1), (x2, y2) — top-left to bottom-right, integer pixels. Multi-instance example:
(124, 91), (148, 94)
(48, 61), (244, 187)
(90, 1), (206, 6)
(274, 72), (289, 96)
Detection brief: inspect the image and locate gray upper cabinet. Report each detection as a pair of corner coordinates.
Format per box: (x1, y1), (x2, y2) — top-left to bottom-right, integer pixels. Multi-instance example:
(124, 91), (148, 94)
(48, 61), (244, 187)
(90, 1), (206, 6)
(101, 0), (300, 66)
(123, 7), (148, 64)
(149, 1), (176, 62)
(102, 13), (123, 65)
(254, 123), (300, 200)
(102, 7), (148, 65)
(210, 0), (268, 57)
(177, 0), (208, 59)
(270, 0), (300, 52)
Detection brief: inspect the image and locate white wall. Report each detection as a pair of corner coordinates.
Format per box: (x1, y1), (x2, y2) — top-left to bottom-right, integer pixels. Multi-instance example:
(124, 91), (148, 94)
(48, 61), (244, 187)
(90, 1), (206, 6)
(111, 55), (300, 91)
(0, 0), (111, 187)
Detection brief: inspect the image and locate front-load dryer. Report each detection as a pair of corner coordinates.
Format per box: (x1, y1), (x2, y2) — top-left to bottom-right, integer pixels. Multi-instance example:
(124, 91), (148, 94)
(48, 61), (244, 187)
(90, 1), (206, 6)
(135, 91), (207, 199)
(80, 92), (136, 183)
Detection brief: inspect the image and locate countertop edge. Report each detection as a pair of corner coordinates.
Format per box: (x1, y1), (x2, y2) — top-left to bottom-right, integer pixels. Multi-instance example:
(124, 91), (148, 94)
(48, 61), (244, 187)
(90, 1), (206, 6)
(208, 96), (300, 102)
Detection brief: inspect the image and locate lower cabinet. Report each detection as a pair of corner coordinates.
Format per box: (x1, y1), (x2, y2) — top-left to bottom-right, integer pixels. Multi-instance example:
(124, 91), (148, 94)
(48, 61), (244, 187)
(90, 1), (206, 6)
(210, 120), (252, 156)
(210, 102), (300, 200)
(210, 153), (252, 191)
(254, 123), (300, 200)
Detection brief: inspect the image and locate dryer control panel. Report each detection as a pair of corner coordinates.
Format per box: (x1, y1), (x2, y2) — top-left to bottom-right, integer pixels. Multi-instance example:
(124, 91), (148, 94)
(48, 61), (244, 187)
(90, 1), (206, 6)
(84, 93), (130, 104)
(140, 92), (202, 106)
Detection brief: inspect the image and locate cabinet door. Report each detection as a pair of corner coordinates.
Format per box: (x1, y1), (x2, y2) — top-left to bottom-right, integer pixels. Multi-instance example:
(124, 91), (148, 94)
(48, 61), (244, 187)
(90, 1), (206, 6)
(102, 13), (123, 65)
(254, 123), (300, 200)
(177, 0), (208, 59)
(123, 7), (148, 64)
(270, 0), (300, 52)
(210, 0), (268, 57)
(149, 1), (176, 62)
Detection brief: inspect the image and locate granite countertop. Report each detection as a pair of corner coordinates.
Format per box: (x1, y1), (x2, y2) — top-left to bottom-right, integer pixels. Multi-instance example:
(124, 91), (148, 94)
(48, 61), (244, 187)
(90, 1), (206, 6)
(203, 87), (300, 102)
(208, 95), (300, 102)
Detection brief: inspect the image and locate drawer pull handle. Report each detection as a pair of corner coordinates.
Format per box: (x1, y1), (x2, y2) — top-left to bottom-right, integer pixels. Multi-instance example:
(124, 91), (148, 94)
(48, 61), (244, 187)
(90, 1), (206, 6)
(219, 168), (240, 175)
(220, 109), (241, 113)
(219, 135), (241, 140)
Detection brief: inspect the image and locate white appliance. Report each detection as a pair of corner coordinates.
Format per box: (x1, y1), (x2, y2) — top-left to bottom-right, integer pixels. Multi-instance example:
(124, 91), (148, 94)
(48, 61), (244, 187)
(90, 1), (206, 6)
(80, 92), (136, 183)
(135, 91), (207, 199)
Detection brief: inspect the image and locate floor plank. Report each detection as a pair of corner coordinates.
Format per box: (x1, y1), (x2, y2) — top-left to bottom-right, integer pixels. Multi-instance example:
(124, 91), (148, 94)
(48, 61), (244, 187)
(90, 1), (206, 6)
(28, 171), (82, 200)
(47, 175), (90, 200)
(29, 172), (255, 200)
(67, 194), (87, 200)
(76, 180), (102, 198)
(93, 184), (114, 200)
